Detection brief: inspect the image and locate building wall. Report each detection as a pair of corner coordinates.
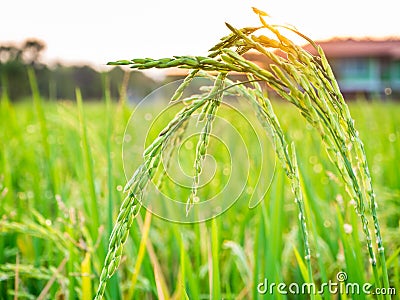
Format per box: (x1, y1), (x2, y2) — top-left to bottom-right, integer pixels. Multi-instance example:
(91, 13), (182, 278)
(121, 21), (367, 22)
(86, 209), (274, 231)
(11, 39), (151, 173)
(389, 61), (400, 91)
(331, 58), (380, 92)
(330, 57), (400, 97)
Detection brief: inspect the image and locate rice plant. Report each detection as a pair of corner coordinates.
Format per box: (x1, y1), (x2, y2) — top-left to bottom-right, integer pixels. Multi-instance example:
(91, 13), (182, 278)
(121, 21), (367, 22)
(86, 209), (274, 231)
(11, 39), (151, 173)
(95, 7), (392, 300)
(1, 83), (399, 299)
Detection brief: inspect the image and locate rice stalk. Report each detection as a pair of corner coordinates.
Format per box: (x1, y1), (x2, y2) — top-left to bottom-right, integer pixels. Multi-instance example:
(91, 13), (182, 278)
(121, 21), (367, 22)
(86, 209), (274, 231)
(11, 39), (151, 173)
(0, 263), (68, 283)
(0, 213), (72, 255)
(96, 7), (390, 298)
(37, 256), (69, 300)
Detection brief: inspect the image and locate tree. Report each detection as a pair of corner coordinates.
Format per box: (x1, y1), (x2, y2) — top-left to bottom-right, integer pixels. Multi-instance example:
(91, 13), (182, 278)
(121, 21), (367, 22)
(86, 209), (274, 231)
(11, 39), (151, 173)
(22, 39), (46, 65)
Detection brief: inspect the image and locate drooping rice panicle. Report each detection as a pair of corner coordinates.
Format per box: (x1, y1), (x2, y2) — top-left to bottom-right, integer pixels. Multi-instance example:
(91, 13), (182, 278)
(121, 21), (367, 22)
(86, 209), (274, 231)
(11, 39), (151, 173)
(96, 8), (390, 298)
(187, 72), (226, 215)
(218, 17), (388, 291)
(266, 12), (388, 291)
(156, 118), (189, 189)
(171, 70), (199, 102)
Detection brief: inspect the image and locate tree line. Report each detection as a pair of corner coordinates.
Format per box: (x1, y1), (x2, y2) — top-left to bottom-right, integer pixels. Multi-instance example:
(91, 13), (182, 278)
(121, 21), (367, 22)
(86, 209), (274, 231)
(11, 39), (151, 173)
(0, 39), (158, 101)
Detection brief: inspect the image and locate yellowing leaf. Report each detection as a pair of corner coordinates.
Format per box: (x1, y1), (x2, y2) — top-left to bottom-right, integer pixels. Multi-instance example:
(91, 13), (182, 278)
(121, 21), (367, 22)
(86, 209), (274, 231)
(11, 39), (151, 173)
(81, 252), (92, 300)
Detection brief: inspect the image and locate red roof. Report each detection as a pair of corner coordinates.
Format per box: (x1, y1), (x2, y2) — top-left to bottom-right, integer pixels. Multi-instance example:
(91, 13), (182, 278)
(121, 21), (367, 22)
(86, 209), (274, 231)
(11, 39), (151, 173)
(304, 38), (400, 59)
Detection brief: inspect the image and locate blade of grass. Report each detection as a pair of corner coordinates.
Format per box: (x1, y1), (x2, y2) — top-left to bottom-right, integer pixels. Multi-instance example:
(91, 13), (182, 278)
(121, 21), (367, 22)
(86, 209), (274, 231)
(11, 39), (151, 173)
(28, 68), (57, 214)
(127, 208), (152, 299)
(267, 169), (285, 286)
(253, 206), (265, 300)
(103, 74), (115, 246)
(75, 88), (100, 239)
(169, 231), (187, 300)
(336, 206), (368, 300)
(14, 252), (19, 300)
(0, 78), (14, 214)
(81, 252), (92, 300)
(171, 225), (200, 300)
(298, 165), (332, 300)
(349, 202), (367, 285)
(385, 247), (400, 295)
(136, 213), (171, 300)
(210, 218), (221, 300)
(293, 246), (308, 283)
(179, 233), (186, 300)
(103, 73), (122, 300)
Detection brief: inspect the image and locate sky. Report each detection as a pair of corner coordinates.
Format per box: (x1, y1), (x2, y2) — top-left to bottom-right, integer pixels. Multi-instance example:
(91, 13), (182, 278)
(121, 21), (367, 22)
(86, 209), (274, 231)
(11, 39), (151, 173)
(1, 0), (399, 69)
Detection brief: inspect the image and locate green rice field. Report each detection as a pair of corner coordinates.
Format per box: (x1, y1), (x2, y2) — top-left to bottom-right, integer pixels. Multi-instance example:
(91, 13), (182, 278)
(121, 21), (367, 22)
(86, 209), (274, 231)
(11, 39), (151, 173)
(0, 79), (399, 299)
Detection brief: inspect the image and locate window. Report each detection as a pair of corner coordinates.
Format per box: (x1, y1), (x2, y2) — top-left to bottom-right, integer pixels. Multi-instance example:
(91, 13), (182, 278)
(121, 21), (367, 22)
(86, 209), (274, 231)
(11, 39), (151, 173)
(338, 58), (370, 79)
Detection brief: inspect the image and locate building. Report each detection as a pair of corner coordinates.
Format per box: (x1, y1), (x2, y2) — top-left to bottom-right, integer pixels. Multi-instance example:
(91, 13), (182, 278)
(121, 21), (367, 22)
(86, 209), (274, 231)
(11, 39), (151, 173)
(303, 38), (400, 98)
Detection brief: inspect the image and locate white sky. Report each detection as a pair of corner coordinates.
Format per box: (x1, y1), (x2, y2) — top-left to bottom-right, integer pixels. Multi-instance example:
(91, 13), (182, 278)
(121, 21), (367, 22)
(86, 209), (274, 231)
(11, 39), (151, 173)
(1, 0), (399, 68)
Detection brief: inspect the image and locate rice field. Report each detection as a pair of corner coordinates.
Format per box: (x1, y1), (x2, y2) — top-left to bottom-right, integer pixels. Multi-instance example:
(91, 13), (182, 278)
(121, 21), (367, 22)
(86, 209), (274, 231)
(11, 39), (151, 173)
(0, 72), (399, 299)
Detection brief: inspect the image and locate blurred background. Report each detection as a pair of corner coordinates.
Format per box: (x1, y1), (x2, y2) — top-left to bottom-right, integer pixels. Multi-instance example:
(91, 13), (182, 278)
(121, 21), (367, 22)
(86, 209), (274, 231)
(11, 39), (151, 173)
(1, 0), (399, 101)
